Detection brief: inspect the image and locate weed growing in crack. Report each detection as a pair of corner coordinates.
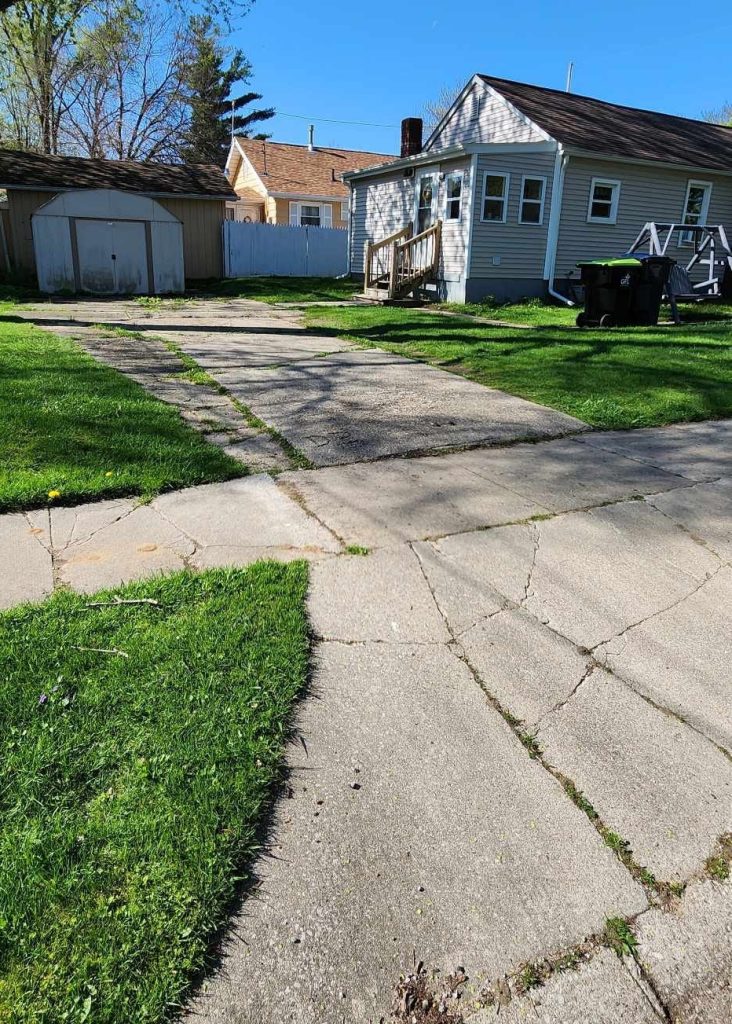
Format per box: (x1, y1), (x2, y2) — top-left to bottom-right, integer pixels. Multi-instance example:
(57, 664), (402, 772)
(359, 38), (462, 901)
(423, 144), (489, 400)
(638, 867), (657, 887)
(561, 779), (599, 821)
(604, 917), (638, 958)
(345, 544), (370, 556)
(603, 831), (633, 857)
(517, 730), (541, 758)
(518, 965), (541, 991)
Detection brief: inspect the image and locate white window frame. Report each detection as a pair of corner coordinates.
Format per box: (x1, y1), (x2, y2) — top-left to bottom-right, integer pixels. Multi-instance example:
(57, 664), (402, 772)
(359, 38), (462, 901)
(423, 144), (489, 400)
(340, 201), (349, 222)
(288, 201), (332, 228)
(481, 170), (510, 224)
(518, 174), (547, 225)
(679, 179), (713, 246)
(444, 170), (464, 221)
(586, 177), (621, 225)
(415, 172), (437, 234)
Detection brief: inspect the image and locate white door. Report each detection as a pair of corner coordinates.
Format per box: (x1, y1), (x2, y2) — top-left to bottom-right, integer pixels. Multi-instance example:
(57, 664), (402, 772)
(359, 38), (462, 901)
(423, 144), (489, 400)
(75, 219), (149, 295)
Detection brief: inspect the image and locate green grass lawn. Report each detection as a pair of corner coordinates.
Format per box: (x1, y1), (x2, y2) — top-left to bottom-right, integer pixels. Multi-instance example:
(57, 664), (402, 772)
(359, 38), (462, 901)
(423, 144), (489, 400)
(193, 275), (360, 304)
(305, 304), (732, 429)
(0, 313), (244, 512)
(0, 563), (309, 1023)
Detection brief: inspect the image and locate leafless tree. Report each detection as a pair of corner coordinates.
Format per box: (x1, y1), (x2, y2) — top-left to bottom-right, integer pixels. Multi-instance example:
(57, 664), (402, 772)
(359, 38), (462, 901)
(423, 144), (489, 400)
(61, 1), (188, 161)
(423, 80), (464, 130)
(702, 103), (732, 126)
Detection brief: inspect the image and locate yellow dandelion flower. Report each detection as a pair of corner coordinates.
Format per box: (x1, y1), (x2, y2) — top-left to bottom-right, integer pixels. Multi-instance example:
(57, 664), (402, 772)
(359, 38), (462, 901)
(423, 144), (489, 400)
(47, 489), (61, 499)
(105, 471), (114, 477)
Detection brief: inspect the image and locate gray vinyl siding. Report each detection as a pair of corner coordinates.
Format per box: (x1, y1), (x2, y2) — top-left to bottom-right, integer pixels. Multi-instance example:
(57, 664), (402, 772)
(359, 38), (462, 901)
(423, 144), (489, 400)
(556, 156), (732, 281)
(468, 151), (556, 279)
(428, 83), (546, 150)
(349, 156), (472, 284)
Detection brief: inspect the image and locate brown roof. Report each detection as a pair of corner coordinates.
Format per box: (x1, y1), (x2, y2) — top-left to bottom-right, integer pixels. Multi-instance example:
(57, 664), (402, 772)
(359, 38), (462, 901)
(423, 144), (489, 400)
(236, 138), (394, 197)
(0, 148), (237, 198)
(480, 76), (732, 173)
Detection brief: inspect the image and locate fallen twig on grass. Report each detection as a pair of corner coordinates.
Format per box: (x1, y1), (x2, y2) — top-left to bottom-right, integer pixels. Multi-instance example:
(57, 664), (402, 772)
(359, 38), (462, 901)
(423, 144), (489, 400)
(85, 597), (160, 608)
(72, 646), (129, 658)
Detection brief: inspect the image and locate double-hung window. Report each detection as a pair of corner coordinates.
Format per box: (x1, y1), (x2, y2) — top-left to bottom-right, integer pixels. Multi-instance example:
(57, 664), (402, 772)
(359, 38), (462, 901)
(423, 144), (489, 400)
(679, 180), (712, 246)
(519, 175), (546, 224)
(481, 171), (509, 222)
(587, 178), (621, 223)
(300, 204), (321, 226)
(445, 171), (463, 220)
(289, 202), (333, 227)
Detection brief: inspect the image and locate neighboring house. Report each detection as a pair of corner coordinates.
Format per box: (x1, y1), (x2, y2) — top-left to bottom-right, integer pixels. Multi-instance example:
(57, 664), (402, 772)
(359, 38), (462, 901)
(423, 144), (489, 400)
(0, 149), (236, 293)
(345, 75), (732, 302)
(225, 135), (394, 229)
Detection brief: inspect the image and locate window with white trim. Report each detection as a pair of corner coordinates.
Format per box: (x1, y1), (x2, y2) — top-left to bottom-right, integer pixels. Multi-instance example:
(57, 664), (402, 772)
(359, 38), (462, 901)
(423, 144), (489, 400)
(416, 174), (436, 233)
(587, 178), (621, 223)
(340, 201), (349, 222)
(445, 171), (463, 220)
(519, 175), (546, 224)
(288, 202), (332, 228)
(679, 180), (712, 246)
(482, 171), (509, 222)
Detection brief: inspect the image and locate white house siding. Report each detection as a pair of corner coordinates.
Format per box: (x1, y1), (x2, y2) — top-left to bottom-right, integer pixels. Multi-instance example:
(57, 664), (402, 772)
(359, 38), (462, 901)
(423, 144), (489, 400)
(427, 82), (546, 151)
(466, 150), (557, 299)
(555, 156), (732, 283)
(350, 156), (472, 299)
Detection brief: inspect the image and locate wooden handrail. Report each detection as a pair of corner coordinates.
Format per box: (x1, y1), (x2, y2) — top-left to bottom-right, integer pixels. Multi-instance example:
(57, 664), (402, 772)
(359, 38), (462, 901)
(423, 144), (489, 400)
(364, 219), (441, 297)
(365, 222), (413, 288)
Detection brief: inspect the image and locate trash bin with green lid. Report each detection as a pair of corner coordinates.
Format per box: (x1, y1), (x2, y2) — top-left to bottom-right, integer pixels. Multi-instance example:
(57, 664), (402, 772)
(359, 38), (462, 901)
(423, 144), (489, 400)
(575, 255), (675, 327)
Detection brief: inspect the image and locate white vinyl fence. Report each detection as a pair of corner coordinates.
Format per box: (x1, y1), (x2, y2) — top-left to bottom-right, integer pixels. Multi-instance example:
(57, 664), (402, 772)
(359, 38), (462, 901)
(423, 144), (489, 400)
(223, 221), (348, 278)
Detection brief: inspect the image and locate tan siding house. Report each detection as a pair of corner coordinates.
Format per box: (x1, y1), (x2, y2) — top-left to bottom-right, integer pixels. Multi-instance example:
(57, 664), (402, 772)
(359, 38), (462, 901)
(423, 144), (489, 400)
(345, 74), (732, 302)
(225, 137), (393, 229)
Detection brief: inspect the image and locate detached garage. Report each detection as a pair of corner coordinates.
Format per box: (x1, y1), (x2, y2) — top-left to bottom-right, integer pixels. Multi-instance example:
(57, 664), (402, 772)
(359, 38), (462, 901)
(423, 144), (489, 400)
(0, 149), (236, 294)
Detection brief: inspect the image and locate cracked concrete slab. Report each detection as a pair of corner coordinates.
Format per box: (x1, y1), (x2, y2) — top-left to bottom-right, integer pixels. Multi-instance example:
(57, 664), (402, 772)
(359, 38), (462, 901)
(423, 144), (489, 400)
(220, 349), (587, 466)
(283, 457), (545, 548)
(186, 642), (645, 1024)
(537, 668), (732, 880)
(577, 419), (732, 481)
(411, 537), (509, 634)
(596, 567), (732, 754)
(646, 477), (732, 564)
(518, 501), (720, 649)
(460, 609), (591, 729)
(49, 498), (137, 550)
(308, 546), (450, 643)
(56, 503), (194, 592)
(469, 948), (662, 1023)
(635, 878), (732, 1024)
(0, 513), (54, 608)
(152, 477), (340, 554)
(450, 437), (689, 512)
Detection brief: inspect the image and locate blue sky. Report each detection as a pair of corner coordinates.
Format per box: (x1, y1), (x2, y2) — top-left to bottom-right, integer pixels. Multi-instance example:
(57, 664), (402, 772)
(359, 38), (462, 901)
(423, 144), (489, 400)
(229, 1), (731, 154)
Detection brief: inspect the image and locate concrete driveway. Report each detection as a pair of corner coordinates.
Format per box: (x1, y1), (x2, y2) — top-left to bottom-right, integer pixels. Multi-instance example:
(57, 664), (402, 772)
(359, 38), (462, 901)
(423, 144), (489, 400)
(23, 297), (586, 464)
(10, 297), (732, 1022)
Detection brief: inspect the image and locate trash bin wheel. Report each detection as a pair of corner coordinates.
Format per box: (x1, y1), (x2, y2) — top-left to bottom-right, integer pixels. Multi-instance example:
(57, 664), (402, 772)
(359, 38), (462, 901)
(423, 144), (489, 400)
(600, 313), (616, 328)
(576, 312), (588, 327)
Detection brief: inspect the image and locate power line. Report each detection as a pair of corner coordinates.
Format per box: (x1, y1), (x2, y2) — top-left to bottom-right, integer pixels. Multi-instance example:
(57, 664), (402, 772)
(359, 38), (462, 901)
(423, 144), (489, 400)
(275, 111), (397, 129)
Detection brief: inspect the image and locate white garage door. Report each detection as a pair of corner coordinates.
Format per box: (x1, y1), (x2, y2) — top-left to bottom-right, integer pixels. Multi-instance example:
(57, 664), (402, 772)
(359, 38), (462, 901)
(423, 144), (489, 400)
(76, 219), (149, 295)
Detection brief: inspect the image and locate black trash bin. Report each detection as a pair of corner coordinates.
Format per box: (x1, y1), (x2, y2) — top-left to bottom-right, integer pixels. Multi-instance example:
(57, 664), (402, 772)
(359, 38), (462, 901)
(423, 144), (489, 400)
(575, 255), (674, 327)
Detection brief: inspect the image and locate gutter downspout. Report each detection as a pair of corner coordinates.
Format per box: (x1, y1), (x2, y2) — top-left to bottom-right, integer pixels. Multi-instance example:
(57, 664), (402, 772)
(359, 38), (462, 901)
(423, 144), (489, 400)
(341, 180), (353, 280)
(543, 145), (573, 305)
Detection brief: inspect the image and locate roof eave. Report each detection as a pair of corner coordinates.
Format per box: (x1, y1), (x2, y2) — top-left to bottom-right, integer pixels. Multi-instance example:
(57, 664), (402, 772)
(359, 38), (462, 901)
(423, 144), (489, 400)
(563, 146), (732, 179)
(343, 145), (467, 182)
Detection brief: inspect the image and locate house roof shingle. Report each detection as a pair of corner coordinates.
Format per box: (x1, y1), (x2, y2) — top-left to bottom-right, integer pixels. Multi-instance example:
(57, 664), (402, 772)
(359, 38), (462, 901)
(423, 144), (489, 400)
(0, 148), (237, 198)
(236, 138), (395, 198)
(480, 76), (732, 173)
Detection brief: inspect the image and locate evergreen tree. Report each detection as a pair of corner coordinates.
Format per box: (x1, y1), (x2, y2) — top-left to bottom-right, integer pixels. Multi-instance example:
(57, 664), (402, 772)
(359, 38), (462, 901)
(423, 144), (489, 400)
(179, 15), (273, 165)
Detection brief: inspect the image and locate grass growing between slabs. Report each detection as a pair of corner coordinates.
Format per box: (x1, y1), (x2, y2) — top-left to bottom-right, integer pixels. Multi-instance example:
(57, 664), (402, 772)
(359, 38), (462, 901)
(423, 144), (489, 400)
(0, 563), (310, 1023)
(305, 303), (732, 429)
(0, 313), (244, 511)
(193, 275), (360, 304)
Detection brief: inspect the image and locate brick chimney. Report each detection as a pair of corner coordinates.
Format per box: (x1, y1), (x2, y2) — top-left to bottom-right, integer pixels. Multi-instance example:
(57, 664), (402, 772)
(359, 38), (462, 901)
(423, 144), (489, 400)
(400, 117), (423, 158)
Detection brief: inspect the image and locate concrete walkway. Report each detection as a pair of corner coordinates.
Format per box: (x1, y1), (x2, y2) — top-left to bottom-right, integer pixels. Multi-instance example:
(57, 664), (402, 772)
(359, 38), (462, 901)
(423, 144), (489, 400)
(7, 298), (732, 1022)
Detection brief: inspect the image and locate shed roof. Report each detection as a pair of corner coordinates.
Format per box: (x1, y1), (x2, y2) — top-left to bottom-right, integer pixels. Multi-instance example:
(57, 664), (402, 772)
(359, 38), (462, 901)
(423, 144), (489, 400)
(0, 148), (237, 199)
(235, 138), (395, 198)
(480, 76), (732, 173)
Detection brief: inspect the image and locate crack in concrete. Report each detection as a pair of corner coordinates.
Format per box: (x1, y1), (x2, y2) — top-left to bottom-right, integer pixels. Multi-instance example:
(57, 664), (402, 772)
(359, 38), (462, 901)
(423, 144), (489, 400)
(57, 502), (138, 554)
(588, 561), (725, 654)
(535, 661), (597, 727)
(23, 511), (53, 556)
(644, 489), (729, 563)
(520, 521), (541, 609)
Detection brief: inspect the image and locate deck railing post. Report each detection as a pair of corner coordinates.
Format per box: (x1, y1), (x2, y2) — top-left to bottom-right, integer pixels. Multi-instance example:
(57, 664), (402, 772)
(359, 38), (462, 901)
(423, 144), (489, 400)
(389, 241), (400, 297)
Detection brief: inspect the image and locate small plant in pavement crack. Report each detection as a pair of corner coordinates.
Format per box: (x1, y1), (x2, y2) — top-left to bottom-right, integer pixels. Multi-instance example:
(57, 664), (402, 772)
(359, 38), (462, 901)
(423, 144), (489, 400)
(345, 544), (370, 556)
(604, 917), (638, 958)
